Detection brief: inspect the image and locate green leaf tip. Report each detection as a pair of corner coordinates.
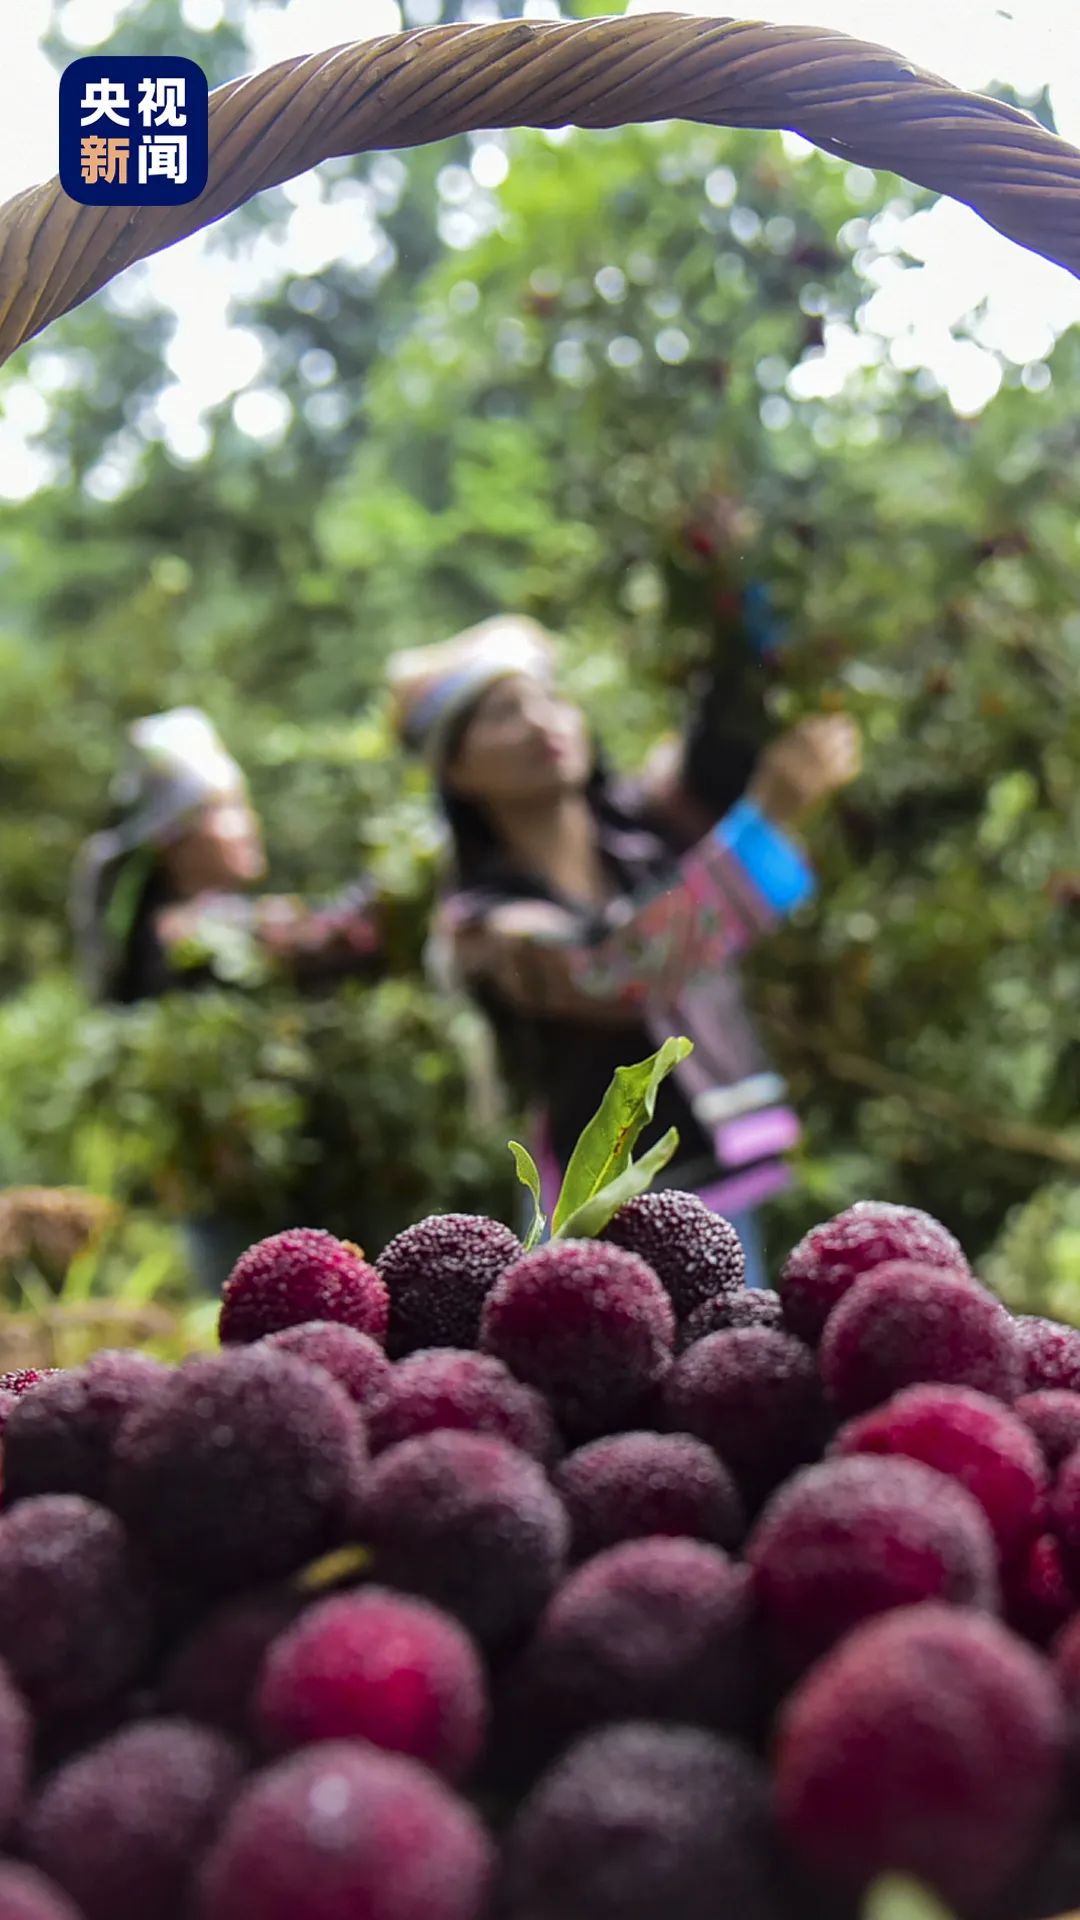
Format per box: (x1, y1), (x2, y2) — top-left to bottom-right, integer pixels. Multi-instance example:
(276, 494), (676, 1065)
(508, 1140), (547, 1251)
(550, 1034), (692, 1240)
(864, 1876), (956, 1920)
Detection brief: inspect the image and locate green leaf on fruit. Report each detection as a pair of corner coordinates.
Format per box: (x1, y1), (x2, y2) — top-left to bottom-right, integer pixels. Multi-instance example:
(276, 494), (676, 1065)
(557, 1126), (680, 1238)
(508, 1140), (547, 1251)
(864, 1876), (956, 1920)
(551, 1035), (692, 1238)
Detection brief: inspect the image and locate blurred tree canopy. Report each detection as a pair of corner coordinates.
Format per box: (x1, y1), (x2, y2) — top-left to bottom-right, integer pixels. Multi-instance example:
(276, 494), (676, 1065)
(0, 0), (1077, 1292)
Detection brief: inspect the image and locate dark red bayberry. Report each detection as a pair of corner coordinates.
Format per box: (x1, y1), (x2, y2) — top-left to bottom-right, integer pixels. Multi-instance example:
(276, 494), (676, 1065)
(662, 1329), (825, 1506)
(748, 1454), (999, 1674)
(776, 1605), (1065, 1910)
(219, 1229), (388, 1346)
(256, 1588), (487, 1782)
(481, 1241), (674, 1438)
(779, 1201), (969, 1344)
(832, 1384), (1045, 1562)
(601, 1191), (744, 1317)
(361, 1430), (568, 1648)
(26, 1718), (242, 1920)
(820, 1263), (1022, 1416)
(261, 1322), (391, 1410)
(369, 1349), (557, 1464)
(198, 1741), (493, 1920)
(376, 1214), (521, 1357)
(554, 1431), (744, 1560)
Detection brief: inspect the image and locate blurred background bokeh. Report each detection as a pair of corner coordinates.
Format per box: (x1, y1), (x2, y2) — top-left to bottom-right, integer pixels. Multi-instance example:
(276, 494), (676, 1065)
(1, 0), (1078, 1356)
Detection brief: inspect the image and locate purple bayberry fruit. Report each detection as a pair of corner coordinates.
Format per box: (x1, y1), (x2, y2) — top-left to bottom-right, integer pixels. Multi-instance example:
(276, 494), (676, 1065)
(159, 1591), (300, 1741)
(601, 1191), (744, 1317)
(26, 1718), (243, 1920)
(554, 1431), (744, 1560)
(776, 1605), (1065, 1910)
(501, 1721), (782, 1920)
(779, 1200), (969, 1343)
(112, 1348), (366, 1595)
(261, 1322), (391, 1410)
(369, 1349), (557, 1464)
(362, 1431), (567, 1648)
(1047, 1447), (1080, 1591)
(3, 1351), (166, 1506)
(0, 1370), (58, 1396)
(1004, 1533), (1076, 1646)
(0, 1866), (83, 1920)
(1016, 1317), (1080, 1393)
(219, 1229), (388, 1346)
(198, 1741), (493, 1920)
(376, 1212), (522, 1357)
(832, 1384), (1046, 1563)
(678, 1289), (783, 1350)
(481, 1240), (674, 1437)
(0, 1495), (150, 1717)
(256, 1588), (487, 1782)
(0, 1658), (31, 1841)
(747, 1454), (999, 1674)
(820, 1262), (1022, 1416)
(662, 1329), (825, 1506)
(521, 1536), (755, 1742)
(1015, 1390), (1080, 1476)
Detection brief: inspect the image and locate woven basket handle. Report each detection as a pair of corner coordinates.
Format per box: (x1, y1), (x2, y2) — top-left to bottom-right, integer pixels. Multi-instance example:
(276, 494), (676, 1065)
(2, 13), (1078, 367)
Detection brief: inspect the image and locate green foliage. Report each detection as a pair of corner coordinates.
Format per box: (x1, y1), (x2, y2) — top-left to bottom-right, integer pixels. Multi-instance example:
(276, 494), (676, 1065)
(0, 0), (1076, 1310)
(552, 1037), (692, 1238)
(864, 1877), (955, 1920)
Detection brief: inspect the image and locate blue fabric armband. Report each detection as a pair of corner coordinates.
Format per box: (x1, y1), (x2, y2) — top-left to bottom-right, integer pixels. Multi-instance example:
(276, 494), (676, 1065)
(713, 797), (817, 914)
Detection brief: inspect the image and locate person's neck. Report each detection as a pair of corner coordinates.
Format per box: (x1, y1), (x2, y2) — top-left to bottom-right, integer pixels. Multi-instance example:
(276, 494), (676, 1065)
(491, 792), (609, 907)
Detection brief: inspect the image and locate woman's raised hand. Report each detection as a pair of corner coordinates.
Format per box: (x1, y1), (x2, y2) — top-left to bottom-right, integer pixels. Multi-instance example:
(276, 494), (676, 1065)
(747, 714), (861, 830)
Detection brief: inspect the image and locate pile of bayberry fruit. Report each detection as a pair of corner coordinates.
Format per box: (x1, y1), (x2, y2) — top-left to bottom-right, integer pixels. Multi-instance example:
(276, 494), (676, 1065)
(0, 1192), (1079, 1920)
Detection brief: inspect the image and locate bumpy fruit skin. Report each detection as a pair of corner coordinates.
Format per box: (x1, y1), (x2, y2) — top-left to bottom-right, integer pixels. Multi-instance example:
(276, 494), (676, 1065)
(747, 1454), (999, 1674)
(1016, 1317), (1080, 1394)
(0, 1495), (150, 1717)
(0, 1370), (58, 1396)
(678, 1289), (783, 1350)
(1015, 1390), (1080, 1476)
(520, 1536), (755, 1741)
(198, 1740), (494, 1920)
(481, 1241), (675, 1437)
(26, 1718), (242, 1920)
(3, 1351), (166, 1506)
(0, 1865), (84, 1920)
(112, 1348), (367, 1595)
(1004, 1533), (1076, 1646)
(779, 1200), (969, 1344)
(600, 1192), (744, 1317)
(500, 1721), (782, 1920)
(256, 1588), (487, 1782)
(832, 1384), (1046, 1562)
(159, 1591), (300, 1741)
(261, 1322), (391, 1410)
(0, 1659), (31, 1841)
(775, 1604), (1066, 1911)
(554, 1432), (744, 1560)
(219, 1229), (389, 1346)
(376, 1213), (522, 1356)
(1048, 1448), (1080, 1591)
(820, 1263), (1022, 1416)
(661, 1329), (825, 1507)
(361, 1430), (568, 1647)
(369, 1349), (558, 1465)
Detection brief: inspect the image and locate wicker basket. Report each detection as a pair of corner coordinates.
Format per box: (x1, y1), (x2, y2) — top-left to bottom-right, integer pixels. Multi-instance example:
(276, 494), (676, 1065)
(1, 11), (1079, 365)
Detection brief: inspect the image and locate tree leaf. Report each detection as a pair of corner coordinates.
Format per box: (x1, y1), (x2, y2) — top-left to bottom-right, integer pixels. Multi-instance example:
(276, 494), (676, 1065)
(557, 1125), (680, 1239)
(551, 1036), (693, 1237)
(508, 1139), (547, 1251)
(863, 1876), (956, 1920)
